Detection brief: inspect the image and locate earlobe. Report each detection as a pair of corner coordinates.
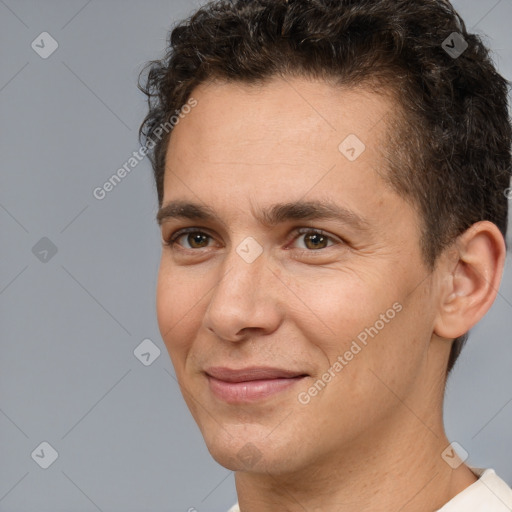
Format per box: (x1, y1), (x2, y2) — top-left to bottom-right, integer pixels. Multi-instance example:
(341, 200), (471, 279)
(433, 221), (506, 340)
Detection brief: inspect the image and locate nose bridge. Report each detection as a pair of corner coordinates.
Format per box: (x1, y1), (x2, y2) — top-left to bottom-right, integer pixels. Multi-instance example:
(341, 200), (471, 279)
(203, 240), (280, 340)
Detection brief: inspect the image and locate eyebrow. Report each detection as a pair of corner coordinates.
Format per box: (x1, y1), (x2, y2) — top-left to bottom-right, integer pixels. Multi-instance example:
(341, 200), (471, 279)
(156, 199), (369, 230)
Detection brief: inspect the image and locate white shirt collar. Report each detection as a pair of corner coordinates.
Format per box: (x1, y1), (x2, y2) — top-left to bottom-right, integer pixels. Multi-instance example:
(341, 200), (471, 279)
(227, 468), (512, 512)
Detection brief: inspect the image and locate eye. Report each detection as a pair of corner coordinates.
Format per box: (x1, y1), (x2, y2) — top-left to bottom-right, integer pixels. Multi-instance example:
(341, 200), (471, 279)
(163, 228), (216, 250)
(291, 228), (340, 251)
(162, 227), (343, 253)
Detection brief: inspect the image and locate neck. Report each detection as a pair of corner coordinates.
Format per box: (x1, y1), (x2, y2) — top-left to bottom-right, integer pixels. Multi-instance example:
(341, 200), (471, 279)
(233, 362), (477, 511)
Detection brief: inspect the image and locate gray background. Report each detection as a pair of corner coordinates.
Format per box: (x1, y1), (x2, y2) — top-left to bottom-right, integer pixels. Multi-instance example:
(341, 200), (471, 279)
(0, 1), (511, 511)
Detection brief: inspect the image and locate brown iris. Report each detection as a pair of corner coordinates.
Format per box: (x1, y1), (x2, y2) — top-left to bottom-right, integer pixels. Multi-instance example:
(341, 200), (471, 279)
(303, 232), (328, 250)
(187, 233), (210, 248)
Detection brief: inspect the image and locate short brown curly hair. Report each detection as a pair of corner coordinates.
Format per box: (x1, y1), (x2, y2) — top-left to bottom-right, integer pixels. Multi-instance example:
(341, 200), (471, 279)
(139, 0), (512, 374)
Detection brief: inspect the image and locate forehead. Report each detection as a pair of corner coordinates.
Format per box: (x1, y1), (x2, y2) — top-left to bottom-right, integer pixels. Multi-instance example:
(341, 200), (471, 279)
(162, 77), (403, 228)
(168, 77), (393, 165)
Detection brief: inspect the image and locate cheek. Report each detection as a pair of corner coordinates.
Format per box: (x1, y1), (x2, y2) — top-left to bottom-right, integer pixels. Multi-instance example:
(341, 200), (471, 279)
(156, 261), (203, 364)
(286, 267), (397, 357)
(314, 274), (432, 399)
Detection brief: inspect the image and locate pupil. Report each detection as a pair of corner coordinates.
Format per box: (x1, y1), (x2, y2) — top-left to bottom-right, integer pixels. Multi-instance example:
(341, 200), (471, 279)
(190, 234), (206, 247)
(307, 234), (325, 249)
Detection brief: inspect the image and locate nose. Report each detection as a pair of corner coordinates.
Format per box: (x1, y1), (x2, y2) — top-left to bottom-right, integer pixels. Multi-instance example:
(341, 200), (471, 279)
(202, 245), (283, 342)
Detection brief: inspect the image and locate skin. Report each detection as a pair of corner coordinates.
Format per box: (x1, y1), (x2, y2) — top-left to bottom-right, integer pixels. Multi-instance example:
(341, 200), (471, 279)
(155, 77), (506, 511)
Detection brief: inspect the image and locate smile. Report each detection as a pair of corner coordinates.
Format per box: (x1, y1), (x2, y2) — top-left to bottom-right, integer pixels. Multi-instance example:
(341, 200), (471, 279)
(204, 367), (309, 403)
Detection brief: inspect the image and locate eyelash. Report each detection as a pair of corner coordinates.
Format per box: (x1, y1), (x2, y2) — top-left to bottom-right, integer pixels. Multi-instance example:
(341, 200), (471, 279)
(162, 227), (342, 253)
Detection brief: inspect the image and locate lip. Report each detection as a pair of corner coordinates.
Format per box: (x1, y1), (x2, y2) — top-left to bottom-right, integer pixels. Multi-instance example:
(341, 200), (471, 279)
(204, 366), (308, 403)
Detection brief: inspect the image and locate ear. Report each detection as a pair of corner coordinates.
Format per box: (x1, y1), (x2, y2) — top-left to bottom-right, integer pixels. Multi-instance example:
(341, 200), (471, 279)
(433, 221), (506, 339)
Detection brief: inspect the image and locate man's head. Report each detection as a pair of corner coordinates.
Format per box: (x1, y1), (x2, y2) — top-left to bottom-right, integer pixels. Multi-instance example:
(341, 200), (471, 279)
(140, 0), (511, 374)
(139, 0), (510, 474)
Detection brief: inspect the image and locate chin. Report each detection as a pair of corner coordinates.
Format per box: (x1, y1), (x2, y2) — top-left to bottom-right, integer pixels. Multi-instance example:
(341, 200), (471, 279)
(200, 423), (303, 474)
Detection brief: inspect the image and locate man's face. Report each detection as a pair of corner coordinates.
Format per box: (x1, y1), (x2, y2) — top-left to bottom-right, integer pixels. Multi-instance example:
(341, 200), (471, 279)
(156, 77), (443, 473)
